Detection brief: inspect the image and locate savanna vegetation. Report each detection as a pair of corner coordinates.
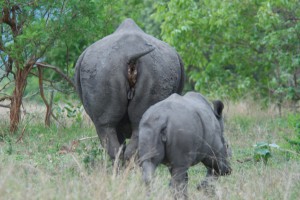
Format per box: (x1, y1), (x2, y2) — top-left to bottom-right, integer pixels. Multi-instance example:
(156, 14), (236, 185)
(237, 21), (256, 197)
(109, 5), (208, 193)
(1, 0), (300, 199)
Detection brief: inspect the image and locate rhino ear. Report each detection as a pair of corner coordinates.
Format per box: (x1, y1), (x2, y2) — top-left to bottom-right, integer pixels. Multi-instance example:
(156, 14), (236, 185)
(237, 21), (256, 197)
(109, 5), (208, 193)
(213, 100), (224, 119)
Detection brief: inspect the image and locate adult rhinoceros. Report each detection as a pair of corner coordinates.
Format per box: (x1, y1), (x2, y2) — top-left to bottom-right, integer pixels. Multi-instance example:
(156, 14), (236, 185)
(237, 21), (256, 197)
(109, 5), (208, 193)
(74, 18), (185, 161)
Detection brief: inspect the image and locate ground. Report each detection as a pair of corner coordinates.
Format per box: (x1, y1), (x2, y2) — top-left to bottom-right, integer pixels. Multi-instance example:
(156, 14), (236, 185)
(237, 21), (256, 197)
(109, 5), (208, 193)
(0, 100), (299, 199)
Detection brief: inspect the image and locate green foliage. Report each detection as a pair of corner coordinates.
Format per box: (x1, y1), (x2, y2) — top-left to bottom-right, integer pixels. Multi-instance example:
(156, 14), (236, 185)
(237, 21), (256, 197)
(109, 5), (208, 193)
(53, 101), (84, 126)
(284, 113), (300, 152)
(1, 0), (299, 119)
(42, 0), (123, 78)
(4, 136), (13, 155)
(82, 140), (103, 169)
(253, 142), (272, 164)
(1, 0), (162, 124)
(42, 0), (157, 80)
(153, 0), (300, 103)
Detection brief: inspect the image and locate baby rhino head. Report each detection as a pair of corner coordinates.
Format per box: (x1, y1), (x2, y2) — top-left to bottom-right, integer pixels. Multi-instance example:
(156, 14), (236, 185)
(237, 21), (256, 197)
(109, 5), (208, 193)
(213, 100), (232, 176)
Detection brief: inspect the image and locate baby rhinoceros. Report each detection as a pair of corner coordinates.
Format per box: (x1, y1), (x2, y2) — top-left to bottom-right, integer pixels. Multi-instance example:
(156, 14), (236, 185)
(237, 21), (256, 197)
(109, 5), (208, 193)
(138, 92), (231, 199)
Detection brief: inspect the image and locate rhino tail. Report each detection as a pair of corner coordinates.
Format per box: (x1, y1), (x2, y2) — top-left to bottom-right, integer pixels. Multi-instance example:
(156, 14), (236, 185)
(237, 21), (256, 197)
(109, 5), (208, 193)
(128, 45), (155, 65)
(74, 50), (87, 102)
(213, 100), (224, 119)
(176, 53), (185, 94)
(127, 46), (155, 100)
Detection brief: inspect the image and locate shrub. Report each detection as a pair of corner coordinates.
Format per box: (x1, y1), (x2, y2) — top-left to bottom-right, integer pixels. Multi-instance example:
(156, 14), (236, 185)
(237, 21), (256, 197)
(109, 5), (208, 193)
(284, 113), (300, 152)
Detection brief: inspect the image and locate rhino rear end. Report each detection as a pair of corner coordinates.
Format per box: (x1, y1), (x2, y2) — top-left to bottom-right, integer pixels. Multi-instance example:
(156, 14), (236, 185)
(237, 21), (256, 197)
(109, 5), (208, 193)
(138, 108), (168, 187)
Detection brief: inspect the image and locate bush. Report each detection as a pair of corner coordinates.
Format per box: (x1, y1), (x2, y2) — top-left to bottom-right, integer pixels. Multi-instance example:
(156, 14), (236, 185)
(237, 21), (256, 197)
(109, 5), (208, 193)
(284, 113), (300, 152)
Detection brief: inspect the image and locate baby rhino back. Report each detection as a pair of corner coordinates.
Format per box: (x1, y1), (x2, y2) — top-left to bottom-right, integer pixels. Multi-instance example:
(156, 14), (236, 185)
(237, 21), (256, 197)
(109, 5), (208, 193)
(138, 92), (231, 200)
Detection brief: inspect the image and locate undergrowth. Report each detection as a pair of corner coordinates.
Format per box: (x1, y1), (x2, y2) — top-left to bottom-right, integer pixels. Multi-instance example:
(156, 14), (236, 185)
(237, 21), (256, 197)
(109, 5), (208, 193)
(0, 103), (300, 199)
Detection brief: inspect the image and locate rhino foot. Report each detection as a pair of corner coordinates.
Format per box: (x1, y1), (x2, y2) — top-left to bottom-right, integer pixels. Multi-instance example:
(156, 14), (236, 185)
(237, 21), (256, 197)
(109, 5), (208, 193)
(197, 178), (217, 196)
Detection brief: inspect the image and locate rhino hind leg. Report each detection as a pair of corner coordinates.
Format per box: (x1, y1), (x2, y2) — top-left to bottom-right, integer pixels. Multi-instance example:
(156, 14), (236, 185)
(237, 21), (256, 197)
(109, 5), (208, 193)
(94, 125), (123, 161)
(170, 167), (189, 200)
(197, 168), (218, 195)
(124, 128), (139, 161)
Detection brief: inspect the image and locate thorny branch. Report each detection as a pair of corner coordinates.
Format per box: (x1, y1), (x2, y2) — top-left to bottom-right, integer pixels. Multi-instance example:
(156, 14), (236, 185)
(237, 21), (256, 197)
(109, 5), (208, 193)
(38, 66), (52, 126)
(0, 79), (13, 91)
(0, 73), (8, 84)
(0, 41), (4, 51)
(51, 111), (66, 128)
(36, 62), (75, 88)
(29, 70), (74, 94)
(23, 91), (39, 99)
(0, 53), (14, 77)
(15, 123), (27, 143)
(0, 104), (10, 108)
(0, 95), (12, 101)
(37, 66), (49, 108)
(1, 4), (22, 36)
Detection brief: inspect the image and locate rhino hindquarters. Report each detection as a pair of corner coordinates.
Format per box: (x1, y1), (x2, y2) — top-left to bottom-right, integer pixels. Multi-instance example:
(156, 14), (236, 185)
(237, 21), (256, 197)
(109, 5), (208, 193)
(127, 46), (155, 100)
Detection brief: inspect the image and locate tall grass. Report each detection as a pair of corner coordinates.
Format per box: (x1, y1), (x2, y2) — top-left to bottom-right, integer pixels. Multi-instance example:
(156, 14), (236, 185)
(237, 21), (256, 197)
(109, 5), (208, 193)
(0, 101), (299, 199)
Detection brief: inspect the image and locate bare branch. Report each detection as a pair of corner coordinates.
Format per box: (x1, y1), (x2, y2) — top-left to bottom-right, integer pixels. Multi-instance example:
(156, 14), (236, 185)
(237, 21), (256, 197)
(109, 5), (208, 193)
(24, 55), (36, 69)
(78, 136), (98, 141)
(29, 71), (53, 82)
(45, 9), (51, 25)
(66, 42), (69, 76)
(236, 157), (253, 163)
(0, 104), (10, 108)
(0, 79), (13, 91)
(0, 53), (14, 76)
(0, 95), (12, 101)
(60, 0), (67, 14)
(49, 81), (74, 94)
(0, 54), (8, 70)
(36, 62), (75, 88)
(38, 66), (52, 126)
(29, 71), (74, 94)
(23, 91), (39, 99)
(15, 124), (26, 143)
(20, 1), (36, 7)
(0, 41), (5, 52)
(0, 74), (6, 83)
(37, 66), (49, 107)
(51, 112), (66, 129)
(2, 5), (19, 36)
(15, 115), (34, 143)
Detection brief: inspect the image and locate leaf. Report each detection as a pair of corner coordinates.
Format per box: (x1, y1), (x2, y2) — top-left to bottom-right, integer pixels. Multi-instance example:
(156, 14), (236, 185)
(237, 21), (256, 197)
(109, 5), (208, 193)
(254, 142), (269, 148)
(255, 148), (271, 156)
(64, 107), (73, 112)
(269, 143), (280, 148)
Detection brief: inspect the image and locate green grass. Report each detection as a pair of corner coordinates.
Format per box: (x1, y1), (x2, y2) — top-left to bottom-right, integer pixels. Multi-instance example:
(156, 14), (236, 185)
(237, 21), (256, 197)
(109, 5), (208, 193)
(0, 102), (300, 199)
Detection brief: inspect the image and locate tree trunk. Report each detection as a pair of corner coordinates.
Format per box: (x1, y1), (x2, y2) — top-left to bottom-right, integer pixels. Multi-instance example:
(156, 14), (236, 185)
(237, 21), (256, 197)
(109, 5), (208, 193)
(37, 66), (53, 127)
(43, 91), (53, 127)
(47, 90), (54, 126)
(9, 68), (29, 133)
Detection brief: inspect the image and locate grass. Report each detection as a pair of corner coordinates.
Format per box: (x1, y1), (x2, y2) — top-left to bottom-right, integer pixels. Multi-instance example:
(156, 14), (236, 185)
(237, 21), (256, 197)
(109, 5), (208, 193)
(0, 101), (300, 200)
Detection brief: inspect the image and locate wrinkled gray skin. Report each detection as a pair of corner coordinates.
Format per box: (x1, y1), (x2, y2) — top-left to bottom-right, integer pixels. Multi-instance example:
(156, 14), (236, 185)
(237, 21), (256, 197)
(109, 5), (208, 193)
(74, 18), (184, 161)
(138, 92), (231, 199)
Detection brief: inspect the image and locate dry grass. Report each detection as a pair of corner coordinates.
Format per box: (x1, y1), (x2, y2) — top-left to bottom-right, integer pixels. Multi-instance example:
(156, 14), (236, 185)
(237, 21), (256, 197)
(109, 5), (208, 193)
(0, 155), (172, 200)
(0, 100), (300, 200)
(218, 162), (300, 200)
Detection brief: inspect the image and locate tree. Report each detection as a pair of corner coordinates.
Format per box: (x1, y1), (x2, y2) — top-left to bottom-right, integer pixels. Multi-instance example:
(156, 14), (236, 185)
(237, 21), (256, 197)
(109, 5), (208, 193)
(152, 0), (300, 110)
(0, 0), (127, 132)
